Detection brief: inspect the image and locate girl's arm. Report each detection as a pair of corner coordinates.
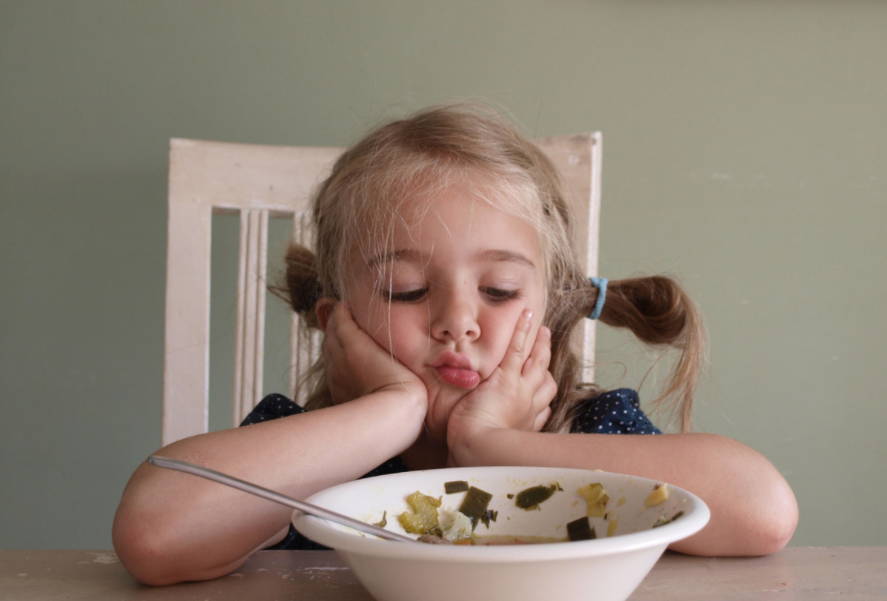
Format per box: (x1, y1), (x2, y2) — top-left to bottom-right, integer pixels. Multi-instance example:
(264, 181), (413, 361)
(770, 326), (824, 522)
(448, 427), (797, 556)
(446, 315), (799, 557)
(113, 304), (427, 586)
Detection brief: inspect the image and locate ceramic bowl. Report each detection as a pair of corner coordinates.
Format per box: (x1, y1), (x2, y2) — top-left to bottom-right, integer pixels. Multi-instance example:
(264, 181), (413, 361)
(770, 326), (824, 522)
(293, 466), (709, 601)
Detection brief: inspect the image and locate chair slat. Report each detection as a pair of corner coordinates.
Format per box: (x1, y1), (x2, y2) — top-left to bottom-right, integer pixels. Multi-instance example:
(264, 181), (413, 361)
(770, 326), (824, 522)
(163, 160), (212, 445)
(233, 209), (269, 426)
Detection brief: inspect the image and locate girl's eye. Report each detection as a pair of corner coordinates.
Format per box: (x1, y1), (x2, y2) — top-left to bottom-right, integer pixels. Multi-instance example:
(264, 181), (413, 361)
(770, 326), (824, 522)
(384, 288), (427, 303)
(482, 287), (520, 302)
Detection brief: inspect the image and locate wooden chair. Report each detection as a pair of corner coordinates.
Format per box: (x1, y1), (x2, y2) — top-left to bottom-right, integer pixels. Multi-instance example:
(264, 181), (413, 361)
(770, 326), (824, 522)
(162, 133), (602, 446)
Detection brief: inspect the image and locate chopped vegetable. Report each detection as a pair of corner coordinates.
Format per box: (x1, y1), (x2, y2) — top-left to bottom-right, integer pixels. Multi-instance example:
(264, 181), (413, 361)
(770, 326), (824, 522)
(439, 508), (473, 542)
(479, 509), (498, 528)
(458, 486), (493, 528)
(607, 519), (619, 537)
(653, 511), (684, 528)
(398, 491), (442, 536)
(445, 480), (470, 494)
(566, 517), (597, 541)
(645, 484), (670, 508)
(578, 482), (609, 517)
(515, 484), (559, 509)
(578, 482), (606, 502)
(374, 511), (387, 528)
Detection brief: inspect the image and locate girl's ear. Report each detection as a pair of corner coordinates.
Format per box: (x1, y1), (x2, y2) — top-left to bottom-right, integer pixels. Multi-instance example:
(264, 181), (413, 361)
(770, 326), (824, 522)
(315, 297), (337, 331)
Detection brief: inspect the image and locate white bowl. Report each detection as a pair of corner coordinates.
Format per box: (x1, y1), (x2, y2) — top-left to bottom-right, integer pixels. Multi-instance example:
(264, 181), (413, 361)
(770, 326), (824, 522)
(294, 466), (709, 601)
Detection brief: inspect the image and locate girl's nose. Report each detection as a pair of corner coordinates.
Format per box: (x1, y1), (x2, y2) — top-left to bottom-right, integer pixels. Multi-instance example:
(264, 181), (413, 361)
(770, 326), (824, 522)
(430, 289), (480, 343)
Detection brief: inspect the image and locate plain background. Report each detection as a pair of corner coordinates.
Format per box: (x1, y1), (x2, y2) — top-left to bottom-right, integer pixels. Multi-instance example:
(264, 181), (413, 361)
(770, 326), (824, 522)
(1, 1), (885, 550)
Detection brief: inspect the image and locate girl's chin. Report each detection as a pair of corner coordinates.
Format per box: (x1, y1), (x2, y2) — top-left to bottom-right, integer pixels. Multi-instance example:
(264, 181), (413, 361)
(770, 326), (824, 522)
(423, 396), (463, 444)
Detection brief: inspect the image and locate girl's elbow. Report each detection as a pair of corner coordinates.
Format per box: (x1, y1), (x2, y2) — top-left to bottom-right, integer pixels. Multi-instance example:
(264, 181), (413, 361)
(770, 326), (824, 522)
(112, 507), (213, 585)
(113, 504), (251, 586)
(753, 480), (799, 555)
(112, 510), (182, 586)
(727, 472), (798, 557)
(730, 439), (799, 556)
(687, 456), (799, 557)
(674, 484), (798, 558)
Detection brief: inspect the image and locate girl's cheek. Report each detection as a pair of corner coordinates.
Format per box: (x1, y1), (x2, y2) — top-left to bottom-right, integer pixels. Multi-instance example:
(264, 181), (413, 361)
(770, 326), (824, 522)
(345, 303), (390, 352)
(385, 317), (419, 357)
(361, 306), (413, 357)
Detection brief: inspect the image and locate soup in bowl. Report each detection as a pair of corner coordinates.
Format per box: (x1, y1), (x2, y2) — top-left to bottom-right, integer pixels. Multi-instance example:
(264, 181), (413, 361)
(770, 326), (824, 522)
(293, 466), (709, 601)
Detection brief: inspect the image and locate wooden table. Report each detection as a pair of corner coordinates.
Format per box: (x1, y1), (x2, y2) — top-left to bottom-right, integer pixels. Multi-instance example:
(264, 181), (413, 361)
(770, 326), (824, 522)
(2, 547), (885, 600)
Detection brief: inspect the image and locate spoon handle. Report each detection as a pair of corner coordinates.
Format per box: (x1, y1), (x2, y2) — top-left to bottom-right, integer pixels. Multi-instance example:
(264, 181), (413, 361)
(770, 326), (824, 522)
(148, 455), (414, 543)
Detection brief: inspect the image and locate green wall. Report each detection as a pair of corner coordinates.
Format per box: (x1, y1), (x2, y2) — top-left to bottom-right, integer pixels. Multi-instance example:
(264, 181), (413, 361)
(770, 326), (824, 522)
(2, 1), (885, 549)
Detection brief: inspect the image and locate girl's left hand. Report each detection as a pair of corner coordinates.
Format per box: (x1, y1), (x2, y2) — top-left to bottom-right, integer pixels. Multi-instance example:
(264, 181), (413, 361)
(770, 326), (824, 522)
(446, 309), (557, 453)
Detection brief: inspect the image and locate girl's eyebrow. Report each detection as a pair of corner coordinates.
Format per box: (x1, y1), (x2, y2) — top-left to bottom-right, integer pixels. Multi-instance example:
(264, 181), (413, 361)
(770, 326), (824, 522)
(367, 249), (423, 267)
(369, 248), (535, 269)
(480, 249), (536, 269)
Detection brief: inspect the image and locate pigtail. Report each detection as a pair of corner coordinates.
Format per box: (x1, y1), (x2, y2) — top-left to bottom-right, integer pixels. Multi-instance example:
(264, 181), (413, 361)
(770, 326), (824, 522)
(269, 243), (334, 410)
(597, 276), (706, 431)
(545, 274), (705, 434)
(270, 243), (325, 329)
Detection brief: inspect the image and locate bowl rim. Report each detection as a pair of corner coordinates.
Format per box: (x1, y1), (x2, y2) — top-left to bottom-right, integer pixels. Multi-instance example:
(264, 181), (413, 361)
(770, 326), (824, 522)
(293, 466), (710, 562)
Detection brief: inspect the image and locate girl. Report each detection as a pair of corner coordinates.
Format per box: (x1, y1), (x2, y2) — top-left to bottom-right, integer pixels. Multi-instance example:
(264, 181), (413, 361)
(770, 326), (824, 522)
(113, 104), (798, 585)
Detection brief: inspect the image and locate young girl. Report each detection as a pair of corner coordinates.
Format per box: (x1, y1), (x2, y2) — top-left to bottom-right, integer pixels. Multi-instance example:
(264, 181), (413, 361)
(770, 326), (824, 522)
(113, 104), (798, 585)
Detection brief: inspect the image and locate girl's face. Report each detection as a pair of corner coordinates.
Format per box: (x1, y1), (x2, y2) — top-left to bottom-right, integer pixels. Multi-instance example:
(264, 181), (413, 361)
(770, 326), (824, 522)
(344, 185), (547, 443)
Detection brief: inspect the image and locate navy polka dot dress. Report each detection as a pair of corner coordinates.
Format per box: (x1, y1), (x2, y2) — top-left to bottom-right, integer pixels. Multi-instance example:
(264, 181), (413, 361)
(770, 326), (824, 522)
(569, 388), (661, 435)
(240, 388), (659, 550)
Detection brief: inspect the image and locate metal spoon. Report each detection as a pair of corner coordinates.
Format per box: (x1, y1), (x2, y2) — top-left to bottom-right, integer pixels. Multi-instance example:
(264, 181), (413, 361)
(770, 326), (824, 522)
(147, 455), (418, 543)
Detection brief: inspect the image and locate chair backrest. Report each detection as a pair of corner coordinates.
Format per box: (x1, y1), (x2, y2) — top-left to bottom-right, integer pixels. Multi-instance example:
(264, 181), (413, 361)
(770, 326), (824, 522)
(162, 133), (602, 446)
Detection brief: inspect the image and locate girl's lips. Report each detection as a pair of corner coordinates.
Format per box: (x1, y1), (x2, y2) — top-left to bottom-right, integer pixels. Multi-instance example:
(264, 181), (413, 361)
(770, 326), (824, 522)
(431, 351), (479, 388)
(434, 365), (481, 389)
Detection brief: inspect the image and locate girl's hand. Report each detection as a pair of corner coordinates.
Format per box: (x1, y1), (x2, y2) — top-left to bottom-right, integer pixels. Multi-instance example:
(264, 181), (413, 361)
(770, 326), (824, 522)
(319, 301), (427, 406)
(447, 309), (557, 458)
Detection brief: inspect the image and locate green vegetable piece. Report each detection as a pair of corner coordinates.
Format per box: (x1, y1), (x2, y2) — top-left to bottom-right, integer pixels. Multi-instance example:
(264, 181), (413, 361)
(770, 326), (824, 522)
(445, 480), (470, 494)
(458, 486), (494, 528)
(398, 491), (442, 535)
(374, 511), (387, 528)
(479, 509), (498, 528)
(515, 484), (559, 509)
(567, 517), (597, 541)
(653, 510), (684, 528)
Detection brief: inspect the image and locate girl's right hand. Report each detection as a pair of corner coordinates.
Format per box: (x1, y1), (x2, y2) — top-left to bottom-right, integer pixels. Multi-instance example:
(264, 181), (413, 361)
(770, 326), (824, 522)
(319, 300), (428, 406)
(446, 309), (556, 464)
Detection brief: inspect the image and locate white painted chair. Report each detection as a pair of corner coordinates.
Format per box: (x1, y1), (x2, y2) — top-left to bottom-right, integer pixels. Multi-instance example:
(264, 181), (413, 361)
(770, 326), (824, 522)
(162, 133), (602, 446)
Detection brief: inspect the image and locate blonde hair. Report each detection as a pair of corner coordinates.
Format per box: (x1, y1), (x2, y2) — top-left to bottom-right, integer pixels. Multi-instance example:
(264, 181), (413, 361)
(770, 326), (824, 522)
(276, 104), (705, 432)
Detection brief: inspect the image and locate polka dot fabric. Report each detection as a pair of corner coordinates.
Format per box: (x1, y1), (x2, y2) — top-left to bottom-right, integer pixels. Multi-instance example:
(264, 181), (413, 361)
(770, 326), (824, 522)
(569, 388), (661, 435)
(239, 388), (658, 550)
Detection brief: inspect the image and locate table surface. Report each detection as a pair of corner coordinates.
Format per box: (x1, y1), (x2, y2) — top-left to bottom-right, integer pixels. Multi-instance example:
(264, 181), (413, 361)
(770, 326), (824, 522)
(2, 547), (885, 600)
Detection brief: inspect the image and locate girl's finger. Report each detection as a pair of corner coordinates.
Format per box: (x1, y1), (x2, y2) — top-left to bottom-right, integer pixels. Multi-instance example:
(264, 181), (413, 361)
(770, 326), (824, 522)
(523, 367), (557, 431)
(499, 309), (534, 373)
(522, 325), (551, 377)
(533, 406), (552, 432)
(536, 373), (558, 412)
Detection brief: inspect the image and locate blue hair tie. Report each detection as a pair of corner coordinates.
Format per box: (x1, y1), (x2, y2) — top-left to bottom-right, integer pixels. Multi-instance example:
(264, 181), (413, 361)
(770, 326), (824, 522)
(588, 277), (608, 320)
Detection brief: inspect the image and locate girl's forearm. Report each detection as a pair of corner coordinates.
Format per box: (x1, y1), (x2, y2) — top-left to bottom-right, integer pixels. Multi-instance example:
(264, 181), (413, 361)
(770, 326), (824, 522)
(449, 429), (798, 557)
(113, 389), (425, 585)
